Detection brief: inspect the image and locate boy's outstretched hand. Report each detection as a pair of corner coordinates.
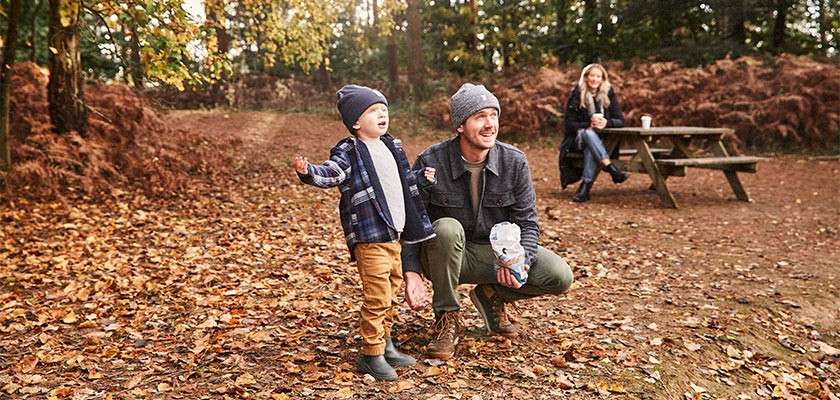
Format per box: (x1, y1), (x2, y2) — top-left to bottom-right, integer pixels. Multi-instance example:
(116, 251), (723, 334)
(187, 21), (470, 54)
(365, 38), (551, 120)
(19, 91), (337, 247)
(292, 155), (309, 175)
(423, 167), (436, 183)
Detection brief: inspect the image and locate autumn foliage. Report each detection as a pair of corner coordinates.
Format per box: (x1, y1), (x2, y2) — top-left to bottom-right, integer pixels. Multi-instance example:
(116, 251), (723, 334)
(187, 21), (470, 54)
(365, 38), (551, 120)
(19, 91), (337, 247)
(0, 62), (238, 199)
(144, 74), (328, 111)
(427, 55), (840, 150)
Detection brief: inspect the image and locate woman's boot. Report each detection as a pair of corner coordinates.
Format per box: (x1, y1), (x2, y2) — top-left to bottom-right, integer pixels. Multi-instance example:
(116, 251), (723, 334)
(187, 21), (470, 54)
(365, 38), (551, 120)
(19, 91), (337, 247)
(572, 181), (593, 202)
(605, 163), (628, 184)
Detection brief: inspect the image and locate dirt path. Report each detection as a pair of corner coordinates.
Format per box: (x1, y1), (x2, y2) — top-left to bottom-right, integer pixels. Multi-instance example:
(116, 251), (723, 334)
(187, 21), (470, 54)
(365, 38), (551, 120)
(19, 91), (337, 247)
(1, 110), (837, 399)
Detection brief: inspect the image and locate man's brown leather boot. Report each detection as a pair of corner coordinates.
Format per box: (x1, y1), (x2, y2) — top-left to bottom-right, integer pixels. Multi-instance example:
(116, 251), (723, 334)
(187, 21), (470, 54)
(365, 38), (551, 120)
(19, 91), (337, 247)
(469, 284), (518, 337)
(427, 311), (463, 360)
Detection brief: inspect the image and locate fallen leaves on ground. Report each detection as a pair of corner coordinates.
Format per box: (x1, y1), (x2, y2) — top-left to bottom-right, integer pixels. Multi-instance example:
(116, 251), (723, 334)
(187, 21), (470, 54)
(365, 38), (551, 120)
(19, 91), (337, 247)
(1, 111), (838, 399)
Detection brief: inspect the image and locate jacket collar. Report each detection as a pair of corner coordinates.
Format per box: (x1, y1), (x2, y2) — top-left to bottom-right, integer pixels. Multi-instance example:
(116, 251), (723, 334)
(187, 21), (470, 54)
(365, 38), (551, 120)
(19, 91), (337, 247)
(446, 136), (500, 179)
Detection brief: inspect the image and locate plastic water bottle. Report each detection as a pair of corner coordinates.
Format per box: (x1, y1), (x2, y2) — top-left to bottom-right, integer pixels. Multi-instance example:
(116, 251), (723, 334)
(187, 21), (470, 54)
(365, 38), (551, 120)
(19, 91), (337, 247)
(489, 222), (528, 285)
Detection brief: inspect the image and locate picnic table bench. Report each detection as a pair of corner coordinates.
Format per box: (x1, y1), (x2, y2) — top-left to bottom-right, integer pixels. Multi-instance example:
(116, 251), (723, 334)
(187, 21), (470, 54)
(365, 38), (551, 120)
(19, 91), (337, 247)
(592, 126), (767, 208)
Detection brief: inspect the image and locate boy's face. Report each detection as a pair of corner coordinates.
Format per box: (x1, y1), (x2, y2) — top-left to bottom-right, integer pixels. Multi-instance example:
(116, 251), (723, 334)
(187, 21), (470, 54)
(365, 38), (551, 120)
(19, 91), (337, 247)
(353, 103), (389, 140)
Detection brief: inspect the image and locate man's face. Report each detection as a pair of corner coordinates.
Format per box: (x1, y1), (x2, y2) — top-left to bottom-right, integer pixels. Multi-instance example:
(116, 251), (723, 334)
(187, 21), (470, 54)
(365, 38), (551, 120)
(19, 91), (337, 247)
(457, 107), (499, 151)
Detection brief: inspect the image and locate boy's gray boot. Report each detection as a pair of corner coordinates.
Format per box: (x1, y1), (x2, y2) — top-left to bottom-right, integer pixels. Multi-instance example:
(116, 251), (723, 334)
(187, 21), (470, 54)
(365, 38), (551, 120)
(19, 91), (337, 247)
(384, 336), (416, 367)
(357, 355), (397, 381)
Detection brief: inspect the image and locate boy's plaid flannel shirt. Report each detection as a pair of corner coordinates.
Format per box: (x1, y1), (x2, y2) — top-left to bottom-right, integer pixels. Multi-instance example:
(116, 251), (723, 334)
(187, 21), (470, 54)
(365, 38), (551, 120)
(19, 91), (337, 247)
(298, 134), (435, 260)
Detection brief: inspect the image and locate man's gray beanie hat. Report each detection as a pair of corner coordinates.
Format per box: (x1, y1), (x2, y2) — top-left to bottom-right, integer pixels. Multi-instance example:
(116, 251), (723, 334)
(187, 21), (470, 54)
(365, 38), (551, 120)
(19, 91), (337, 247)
(449, 83), (500, 129)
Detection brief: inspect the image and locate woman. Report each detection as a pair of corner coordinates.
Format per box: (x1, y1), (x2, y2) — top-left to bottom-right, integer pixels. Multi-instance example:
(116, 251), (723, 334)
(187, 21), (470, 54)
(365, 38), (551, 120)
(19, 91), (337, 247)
(559, 63), (628, 202)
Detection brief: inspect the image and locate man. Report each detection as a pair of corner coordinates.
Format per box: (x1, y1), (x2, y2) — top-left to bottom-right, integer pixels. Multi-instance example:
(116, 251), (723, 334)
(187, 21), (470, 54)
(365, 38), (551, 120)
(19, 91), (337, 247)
(402, 83), (574, 360)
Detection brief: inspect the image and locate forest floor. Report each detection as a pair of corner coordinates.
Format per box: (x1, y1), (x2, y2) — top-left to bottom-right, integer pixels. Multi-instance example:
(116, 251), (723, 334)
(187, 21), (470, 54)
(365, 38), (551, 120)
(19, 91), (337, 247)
(1, 110), (838, 400)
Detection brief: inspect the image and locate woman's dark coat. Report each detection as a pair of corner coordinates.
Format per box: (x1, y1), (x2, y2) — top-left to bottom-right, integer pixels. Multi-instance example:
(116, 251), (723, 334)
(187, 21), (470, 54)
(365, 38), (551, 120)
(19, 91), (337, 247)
(559, 85), (625, 188)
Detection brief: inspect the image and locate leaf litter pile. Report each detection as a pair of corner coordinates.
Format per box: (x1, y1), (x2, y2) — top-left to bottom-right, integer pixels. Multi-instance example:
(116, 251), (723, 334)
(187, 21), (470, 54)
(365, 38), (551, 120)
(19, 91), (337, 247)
(0, 62), (237, 199)
(1, 110), (838, 399)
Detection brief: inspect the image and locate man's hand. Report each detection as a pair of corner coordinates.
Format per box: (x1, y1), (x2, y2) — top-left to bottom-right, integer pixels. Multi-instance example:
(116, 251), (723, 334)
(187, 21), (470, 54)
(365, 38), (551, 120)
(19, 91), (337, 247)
(404, 271), (430, 310)
(496, 264), (530, 289)
(292, 155), (309, 175)
(423, 167), (436, 183)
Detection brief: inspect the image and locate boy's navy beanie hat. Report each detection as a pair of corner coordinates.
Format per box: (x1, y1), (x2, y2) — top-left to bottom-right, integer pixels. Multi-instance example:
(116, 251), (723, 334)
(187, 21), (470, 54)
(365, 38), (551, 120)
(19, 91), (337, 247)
(336, 85), (388, 133)
(449, 83), (500, 129)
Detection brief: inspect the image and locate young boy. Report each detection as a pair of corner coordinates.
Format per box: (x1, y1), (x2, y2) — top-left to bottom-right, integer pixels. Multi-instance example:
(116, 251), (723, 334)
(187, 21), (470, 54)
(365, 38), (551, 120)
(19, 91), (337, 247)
(292, 85), (436, 381)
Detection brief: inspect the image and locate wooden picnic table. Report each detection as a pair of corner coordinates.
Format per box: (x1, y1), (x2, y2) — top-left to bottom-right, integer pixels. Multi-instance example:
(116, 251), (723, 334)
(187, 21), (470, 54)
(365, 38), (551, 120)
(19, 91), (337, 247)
(598, 126), (767, 208)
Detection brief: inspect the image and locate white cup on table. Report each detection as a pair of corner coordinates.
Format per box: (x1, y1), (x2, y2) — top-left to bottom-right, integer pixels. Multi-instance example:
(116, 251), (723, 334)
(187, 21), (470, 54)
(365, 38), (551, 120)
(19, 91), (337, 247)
(641, 115), (652, 129)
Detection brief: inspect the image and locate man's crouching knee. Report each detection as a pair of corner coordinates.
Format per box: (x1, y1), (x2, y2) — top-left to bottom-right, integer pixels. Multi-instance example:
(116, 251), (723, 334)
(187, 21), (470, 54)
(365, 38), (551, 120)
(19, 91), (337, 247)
(539, 254), (574, 295)
(431, 217), (465, 244)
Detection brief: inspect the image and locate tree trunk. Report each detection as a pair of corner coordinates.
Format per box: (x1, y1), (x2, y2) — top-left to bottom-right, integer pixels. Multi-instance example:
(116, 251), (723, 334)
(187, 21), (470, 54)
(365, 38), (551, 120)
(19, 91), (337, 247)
(582, 0), (598, 63)
(47, 0), (87, 136)
(371, 0), (379, 38)
(206, 0), (230, 106)
(29, 0), (44, 62)
(215, 19), (230, 107)
(1, 0), (23, 170)
(315, 56), (332, 91)
(254, 31), (265, 74)
(465, 0), (477, 51)
(119, 23), (131, 84)
(553, 0), (570, 63)
(653, 0), (675, 47)
(349, 0), (360, 30)
(216, 13), (230, 56)
(499, 9), (506, 69)
(730, 0), (747, 45)
(771, 0), (793, 52)
(818, 0), (829, 54)
(386, 31), (399, 91)
(598, 0), (616, 56)
(406, 0), (423, 93)
(370, 0), (376, 25)
(128, 20), (143, 87)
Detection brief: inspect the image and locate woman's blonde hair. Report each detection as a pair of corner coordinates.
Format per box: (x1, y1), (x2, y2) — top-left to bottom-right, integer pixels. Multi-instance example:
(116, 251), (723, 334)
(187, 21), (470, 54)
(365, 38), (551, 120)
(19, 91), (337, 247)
(577, 63), (611, 110)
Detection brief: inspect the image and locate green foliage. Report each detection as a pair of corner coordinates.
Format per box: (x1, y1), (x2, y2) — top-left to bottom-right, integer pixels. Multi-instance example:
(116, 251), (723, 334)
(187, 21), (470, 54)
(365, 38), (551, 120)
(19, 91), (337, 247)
(92, 1), (222, 88)
(406, 0), (835, 77)
(231, 0), (338, 75)
(2, 0), (837, 93)
(327, 0), (406, 82)
(80, 15), (120, 80)
(424, 2), (489, 75)
(2, 0), (50, 64)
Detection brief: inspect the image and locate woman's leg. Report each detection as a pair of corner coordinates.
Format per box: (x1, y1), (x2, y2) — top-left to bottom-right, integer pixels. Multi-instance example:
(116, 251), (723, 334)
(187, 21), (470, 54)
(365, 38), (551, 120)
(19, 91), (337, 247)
(579, 128), (610, 166)
(581, 145), (599, 183)
(579, 128), (607, 182)
(579, 128), (628, 185)
(574, 129), (597, 202)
